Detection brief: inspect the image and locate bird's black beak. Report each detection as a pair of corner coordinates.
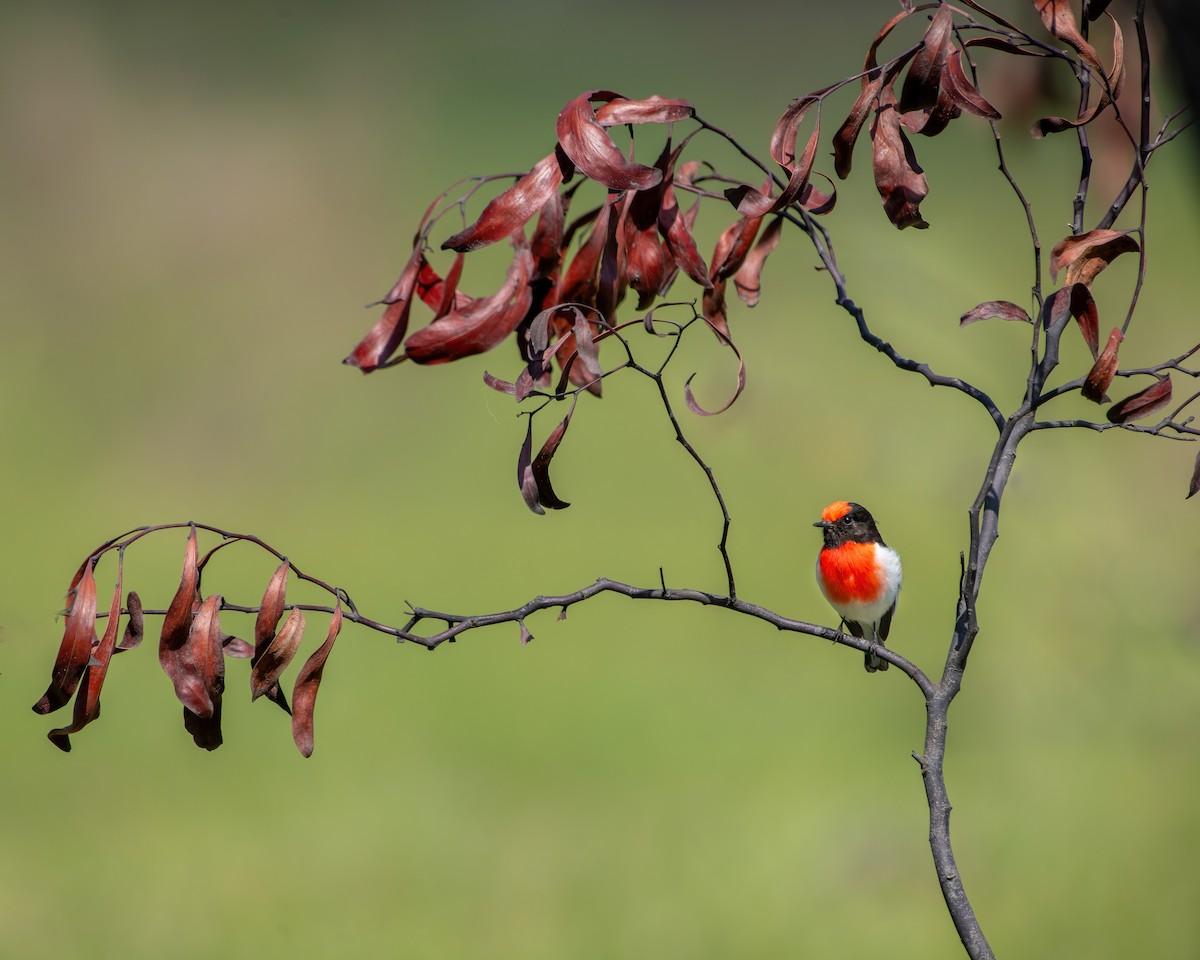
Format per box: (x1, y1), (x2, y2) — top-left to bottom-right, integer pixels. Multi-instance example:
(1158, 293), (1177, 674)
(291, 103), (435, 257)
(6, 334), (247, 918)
(813, 520), (831, 529)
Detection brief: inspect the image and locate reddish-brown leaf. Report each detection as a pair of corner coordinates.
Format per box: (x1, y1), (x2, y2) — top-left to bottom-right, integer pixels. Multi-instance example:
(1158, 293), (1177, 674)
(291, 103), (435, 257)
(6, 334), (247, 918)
(734, 95), (822, 217)
(47, 572), (121, 750)
(405, 242), (535, 364)
(1069, 283), (1100, 358)
(531, 402), (577, 511)
(291, 601), (343, 758)
(899, 3), (955, 114)
(483, 370), (517, 395)
(425, 255), (467, 320)
(684, 322), (747, 416)
(116, 590), (143, 652)
(531, 192), (566, 279)
(182, 594), (225, 751)
(710, 209), (764, 285)
(871, 90), (929, 229)
(658, 186), (710, 290)
(1107, 375), (1173, 424)
(33, 560), (99, 715)
(734, 217), (783, 308)
(518, 418), (544, 515)
(940, 47), (1001, 119)
(555, 201), (613, 309)
(344, 245), (422, 373)
(158, 526), (209, 716)
(1050, 229), (1139, 286)
(594, 95), (694, 126)
(221, 635), (255, 658)
(443, 154), (565, 252)
(1032, 9), (1125, 136)
(959, 300), (1033, 326)
(1187, 452), (1200, 499)
(251, 607), (305, 702)
(254, 560), (290, 661)
(556, 91), (663, 191)
(1082, 327), (1123, 403)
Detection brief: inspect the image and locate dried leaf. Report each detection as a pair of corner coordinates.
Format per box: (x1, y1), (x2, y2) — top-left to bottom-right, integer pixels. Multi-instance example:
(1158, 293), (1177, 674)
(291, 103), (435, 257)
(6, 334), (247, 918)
(899, 3), (955, 114)
(941, 47), (1001, 119)
(158, 526), (210, 716)
(1033, 8), (1125, 136)
(483, 370), (517, 395)
(443, 154), (565, 252)
(1082, 327), (1123, 403)
(531, 192), (565, 279)
(222, 635), (255, 658)
(710, 210), (764, 284)
(733, 217), (783, 307)
(1069, 283), (1100, 358)
(251, 607), (305, 701)
(116, 590), (143, 652)
(531, 403), (577, 511)
(1050, 229), (1139, 286)
(959, 300), (1032, 326)
(556, 91), (663, 191)
(292, 601), (343, 758)
(518, 418), (544, 515)
(594, 95), (694, 126)
(182, 594), (225, 750)
(344, 245), (422, 373)
(33, 560), (99, 715)
(871, 90), (929, 229)
(254, 560), (290, 661)
(47, 571), (122, 750)
(519, 621), (534, 646)
(556, 201), (613, 310)
(427, 254), (466, 320)
(405, 242), (535, 364)
(833, 11), (918, 178)
(1107, 375), (1173, 424)
(1187, 452), (1200, 499)
(658, 187), (711, 290)
(684, 324), (747, 416)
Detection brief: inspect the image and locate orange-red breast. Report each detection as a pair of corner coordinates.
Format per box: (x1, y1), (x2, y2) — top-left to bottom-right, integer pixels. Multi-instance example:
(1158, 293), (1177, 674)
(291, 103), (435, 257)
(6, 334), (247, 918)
(814, 501), (902, 673)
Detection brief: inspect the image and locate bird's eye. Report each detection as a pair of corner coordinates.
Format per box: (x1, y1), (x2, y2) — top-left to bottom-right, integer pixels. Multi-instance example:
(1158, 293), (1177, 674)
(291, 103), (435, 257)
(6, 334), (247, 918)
(840, 515), (853, 525)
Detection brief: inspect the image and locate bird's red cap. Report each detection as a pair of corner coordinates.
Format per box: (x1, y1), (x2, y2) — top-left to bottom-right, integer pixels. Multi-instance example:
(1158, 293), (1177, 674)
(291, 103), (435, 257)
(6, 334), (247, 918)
(820, 500), (852, 523)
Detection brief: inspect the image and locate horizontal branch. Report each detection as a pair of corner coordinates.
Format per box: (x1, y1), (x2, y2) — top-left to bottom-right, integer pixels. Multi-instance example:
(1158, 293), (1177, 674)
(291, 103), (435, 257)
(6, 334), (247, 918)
(129, 577), (936, 697)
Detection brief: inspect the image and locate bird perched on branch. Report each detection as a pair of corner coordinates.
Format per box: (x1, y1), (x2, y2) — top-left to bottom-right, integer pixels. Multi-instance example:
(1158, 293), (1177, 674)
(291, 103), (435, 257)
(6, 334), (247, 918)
(814, 501), (902, 672)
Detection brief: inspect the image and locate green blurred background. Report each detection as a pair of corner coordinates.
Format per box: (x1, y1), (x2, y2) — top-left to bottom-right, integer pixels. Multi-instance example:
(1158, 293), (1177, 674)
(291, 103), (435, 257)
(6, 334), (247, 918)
(2, 2), (1198, 957)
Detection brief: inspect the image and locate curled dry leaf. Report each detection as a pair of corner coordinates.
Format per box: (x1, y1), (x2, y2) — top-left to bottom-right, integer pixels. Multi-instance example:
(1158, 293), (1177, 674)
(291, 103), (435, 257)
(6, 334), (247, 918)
(531, 192), (566, 279)
(959, 300), (1032, 326)
(734, 217), (783, 307)
(1050, 229), (1139, 286)
(292, 600), (343, 759)
(47, 573), (122, 751)
(116, 590), (144, 652)
(1032, 10), (1124, 137)
(530, 401), (578, 512)
(251, 607), (305, 702)
(405, 242), (535, 364)
(519, 621), (534, 646)
(517, 418), (544, 515)
(556, 91), (663, 191)
(182, 594), (225, 751)
(1187, 452), (1200, 499)
(593, 95), (694, 127)
(222, 635), (255, 658)
(684, 323), (747, 417)
(1082, 327), (1124, 403)
(940, 47), (1001, 119)
(443, 154), (565, 253)
(1107, 375), (1173, 424)
(871, 90), (929, 229)
(254, 560), (290, 661)
(33, 559), (99, 715)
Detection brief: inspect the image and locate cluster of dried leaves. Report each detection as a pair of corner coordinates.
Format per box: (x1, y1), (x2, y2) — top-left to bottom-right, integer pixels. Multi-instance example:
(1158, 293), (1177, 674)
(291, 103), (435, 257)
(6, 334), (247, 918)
(343, 0), (1138, 513)
(33, 526), (342, 756)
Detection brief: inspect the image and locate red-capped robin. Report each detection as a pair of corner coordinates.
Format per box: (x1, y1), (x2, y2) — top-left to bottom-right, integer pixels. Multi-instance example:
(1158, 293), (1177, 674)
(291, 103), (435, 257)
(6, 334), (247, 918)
(814, 501), (902, 673)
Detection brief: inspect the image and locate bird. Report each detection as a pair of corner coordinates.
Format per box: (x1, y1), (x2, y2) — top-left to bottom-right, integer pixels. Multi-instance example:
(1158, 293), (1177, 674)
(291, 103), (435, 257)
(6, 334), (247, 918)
(813, 501), (902, 673)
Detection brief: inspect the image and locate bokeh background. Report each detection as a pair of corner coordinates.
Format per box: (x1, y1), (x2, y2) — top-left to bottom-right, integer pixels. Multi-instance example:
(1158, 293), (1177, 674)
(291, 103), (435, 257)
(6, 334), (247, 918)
(2, 2), (1198, 958)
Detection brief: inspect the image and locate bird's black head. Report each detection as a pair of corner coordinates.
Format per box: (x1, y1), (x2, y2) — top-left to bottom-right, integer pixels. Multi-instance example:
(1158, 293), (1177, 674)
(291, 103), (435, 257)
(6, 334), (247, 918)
(813, 501), (886, 548)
